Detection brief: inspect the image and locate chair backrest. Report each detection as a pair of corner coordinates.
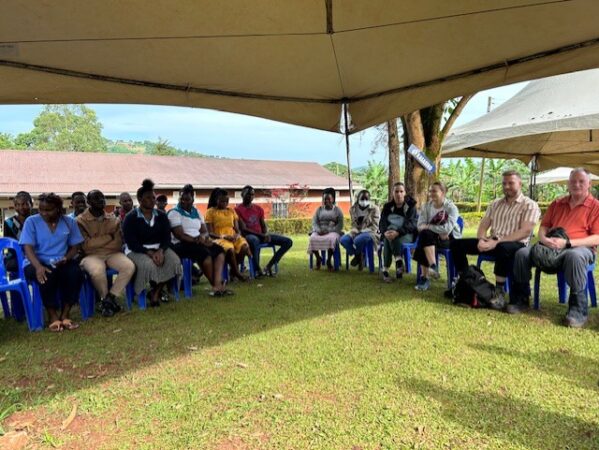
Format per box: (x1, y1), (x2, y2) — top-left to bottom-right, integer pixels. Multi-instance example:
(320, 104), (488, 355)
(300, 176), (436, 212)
(457, 216), (465, 233)
(0, 237), (26, 280)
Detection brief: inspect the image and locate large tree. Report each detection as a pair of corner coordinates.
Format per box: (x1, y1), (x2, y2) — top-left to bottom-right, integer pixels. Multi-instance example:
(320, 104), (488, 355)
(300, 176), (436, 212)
(16, 104), (107, 151)
(0, 132), (13, 149)
(386, 119), (401, 199)
(400, 96), (473, 205)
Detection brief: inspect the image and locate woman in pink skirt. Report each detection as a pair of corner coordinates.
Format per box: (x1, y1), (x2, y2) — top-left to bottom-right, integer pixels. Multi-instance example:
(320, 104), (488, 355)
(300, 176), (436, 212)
(307, 189), (344, 270)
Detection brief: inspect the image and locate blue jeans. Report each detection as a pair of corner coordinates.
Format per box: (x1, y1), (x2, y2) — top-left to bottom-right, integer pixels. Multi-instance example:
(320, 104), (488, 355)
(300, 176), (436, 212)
(245, 233), (293, 270)
(340, 232), (373, 256)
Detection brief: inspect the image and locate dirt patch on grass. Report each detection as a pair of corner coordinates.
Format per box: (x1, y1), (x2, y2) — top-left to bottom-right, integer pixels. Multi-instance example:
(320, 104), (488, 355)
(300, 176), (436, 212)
(4, 404), (116, 449)
(215, 436), (250, 450)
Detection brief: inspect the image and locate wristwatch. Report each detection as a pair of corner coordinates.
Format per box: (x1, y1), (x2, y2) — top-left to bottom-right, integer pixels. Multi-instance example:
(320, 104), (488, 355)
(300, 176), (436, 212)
(565, 241), (572, 249)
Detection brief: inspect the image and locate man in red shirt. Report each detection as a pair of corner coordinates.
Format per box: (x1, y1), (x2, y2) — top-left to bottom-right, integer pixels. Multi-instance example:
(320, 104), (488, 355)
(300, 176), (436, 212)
(235, 186), (293, 277)
(507, 168), (599, 327)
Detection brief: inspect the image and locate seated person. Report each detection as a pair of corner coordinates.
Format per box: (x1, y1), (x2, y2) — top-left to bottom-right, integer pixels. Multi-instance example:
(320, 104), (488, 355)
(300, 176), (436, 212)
(3, 191), (33, 272)
(20, 193), (84, 332)
(156, 194), (168, 212)
(123, 179), (182, 307)
(379, 182), (417, 282)
(69, 191), (87, 218)
(118, 192), (134, 221)
(340, 189), (380, 270)
(307, 189), (344, 271)
(413, 182), (461, 291)
(235, 185), (293, 277)
(450, 170), (540, 307)
(168, 184), (230, 296)
(77, 190), (136, 316)
(508, 168), (599, 327)
(205, 188), (251, 282)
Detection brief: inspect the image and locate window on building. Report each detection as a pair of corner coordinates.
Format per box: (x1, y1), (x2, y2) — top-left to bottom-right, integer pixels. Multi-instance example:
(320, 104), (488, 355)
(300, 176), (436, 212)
(272, 201), (288, 219)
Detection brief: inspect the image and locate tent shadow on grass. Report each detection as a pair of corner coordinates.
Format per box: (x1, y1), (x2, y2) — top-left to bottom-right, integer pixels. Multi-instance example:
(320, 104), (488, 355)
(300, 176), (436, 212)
(398, 377), (599, 449)
(469, 344), (599, 392)
(0, 248), (597, 418)
(0, 254), (402, 411)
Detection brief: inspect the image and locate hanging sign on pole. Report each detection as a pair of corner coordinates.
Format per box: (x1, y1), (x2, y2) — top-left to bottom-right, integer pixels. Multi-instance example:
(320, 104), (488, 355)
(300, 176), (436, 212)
(407, 144), (435, 173)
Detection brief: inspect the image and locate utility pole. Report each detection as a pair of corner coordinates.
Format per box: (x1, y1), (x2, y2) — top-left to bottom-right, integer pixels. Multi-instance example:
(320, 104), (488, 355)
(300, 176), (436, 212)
(476, 97), (492, 212)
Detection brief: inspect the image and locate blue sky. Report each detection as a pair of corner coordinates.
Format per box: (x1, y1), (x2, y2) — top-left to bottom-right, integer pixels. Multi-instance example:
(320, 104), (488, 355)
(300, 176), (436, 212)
(0, 83), (525, 167)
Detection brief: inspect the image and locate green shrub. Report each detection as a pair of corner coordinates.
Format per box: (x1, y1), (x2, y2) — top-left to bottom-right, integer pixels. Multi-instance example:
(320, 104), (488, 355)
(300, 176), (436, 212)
(266, 217), (352, 235)
(454, 201), (551, 213)
(266, 218), (313, 235)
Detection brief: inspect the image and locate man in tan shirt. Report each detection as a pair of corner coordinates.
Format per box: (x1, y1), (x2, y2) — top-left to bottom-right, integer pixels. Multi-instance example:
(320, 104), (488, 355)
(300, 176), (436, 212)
(77, 190), (136, 316)
(450, 170), (541, 308)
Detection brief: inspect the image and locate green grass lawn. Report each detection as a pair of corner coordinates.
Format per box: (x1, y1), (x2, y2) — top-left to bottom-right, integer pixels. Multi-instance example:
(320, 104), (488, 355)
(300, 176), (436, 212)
(0, 233), (598, 449)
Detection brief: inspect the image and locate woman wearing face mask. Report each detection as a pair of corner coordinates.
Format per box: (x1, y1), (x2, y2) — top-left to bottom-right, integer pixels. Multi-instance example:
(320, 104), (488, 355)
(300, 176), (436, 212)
(413, 181), (461, 291)
(340, 190), (380, 270)
(308, 189), (344, 271)
(379, 182), (417, 282)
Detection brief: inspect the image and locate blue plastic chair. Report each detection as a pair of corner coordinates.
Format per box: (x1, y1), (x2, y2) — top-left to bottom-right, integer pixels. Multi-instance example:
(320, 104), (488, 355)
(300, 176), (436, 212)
(533, 263), (597, 310)
(0, 238), (39, 331)
(247, 243), (279, 278)
(81, 268), (138, 315)
(476, 254), (511, 293)
(416, 216), (465, 289)
(345, 239), (376, 273)
(222, 253), (254, 282)
(309, 243), (341, 271)
(377, 240), (416, 274)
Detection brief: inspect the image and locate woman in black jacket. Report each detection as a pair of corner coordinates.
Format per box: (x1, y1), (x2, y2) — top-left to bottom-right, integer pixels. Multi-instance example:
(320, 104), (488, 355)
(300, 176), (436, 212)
(379, 182), (417, 282)
(123, 179), (182, 307)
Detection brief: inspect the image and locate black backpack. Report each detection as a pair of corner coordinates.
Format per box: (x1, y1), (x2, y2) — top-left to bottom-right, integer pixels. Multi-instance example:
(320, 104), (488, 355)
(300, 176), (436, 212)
(452, 265), (496, 308)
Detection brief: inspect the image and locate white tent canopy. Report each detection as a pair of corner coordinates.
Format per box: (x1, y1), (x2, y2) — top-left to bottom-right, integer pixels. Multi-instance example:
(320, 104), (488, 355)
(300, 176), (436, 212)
(2, 1), (599, 133)
(536, 167), (599, 185)
(442, 68), (599, 172)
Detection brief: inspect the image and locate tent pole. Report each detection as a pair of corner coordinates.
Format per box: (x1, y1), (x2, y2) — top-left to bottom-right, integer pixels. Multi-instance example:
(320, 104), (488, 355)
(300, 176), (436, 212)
(343, 103), (354, 202)
(529, 154), (538, 200)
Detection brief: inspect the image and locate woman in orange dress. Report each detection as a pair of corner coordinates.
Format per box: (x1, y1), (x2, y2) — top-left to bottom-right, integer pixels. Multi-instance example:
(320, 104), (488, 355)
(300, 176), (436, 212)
(205, 189), (251, 281)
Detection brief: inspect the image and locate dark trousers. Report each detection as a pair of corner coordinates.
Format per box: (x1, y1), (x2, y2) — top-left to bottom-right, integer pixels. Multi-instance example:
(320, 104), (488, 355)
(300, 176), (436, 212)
(413, 229), (452, 268)
(24, 260), (84, 310)
(172, 242), (223, 265)
(450, 238), (525, 278)
(244, 233), (293, 270)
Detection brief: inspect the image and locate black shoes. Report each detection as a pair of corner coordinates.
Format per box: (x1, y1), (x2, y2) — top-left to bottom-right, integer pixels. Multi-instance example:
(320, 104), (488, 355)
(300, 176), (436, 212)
(506, 302), (529, 314)
(100, 293), (121, 317)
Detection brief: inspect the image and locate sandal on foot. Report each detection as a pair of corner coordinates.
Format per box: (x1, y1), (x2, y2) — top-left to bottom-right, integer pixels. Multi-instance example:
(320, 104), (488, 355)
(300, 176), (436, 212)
(209, 290), (224, 297)
(61, 319), (80, 330)
(48, 320), (63, 332)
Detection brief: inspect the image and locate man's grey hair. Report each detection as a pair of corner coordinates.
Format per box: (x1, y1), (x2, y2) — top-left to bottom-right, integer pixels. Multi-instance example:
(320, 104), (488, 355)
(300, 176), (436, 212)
(570, 167), (591, 179)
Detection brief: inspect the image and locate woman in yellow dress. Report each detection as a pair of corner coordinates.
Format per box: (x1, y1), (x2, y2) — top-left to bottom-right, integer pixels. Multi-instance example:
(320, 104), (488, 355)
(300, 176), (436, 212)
(205, 189), (251, 281)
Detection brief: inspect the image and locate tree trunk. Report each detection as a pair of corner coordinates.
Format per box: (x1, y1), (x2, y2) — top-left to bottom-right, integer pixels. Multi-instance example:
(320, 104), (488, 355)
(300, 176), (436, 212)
(403, 111), (429, 205)
(387, 119), (401, 200)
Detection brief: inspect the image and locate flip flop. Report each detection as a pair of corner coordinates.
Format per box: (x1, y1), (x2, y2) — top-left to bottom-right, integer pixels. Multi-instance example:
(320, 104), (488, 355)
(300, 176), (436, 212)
(61, 319), (80, 330)
(48, 320), (63, 332)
